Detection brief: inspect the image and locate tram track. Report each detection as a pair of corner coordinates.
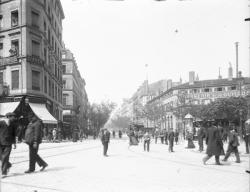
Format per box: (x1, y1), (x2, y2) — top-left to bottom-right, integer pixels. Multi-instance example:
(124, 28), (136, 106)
(127, 145), (247, 175)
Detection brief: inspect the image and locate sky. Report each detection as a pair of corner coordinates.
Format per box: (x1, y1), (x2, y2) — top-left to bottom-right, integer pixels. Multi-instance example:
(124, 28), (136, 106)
(61, 0), (249, 105)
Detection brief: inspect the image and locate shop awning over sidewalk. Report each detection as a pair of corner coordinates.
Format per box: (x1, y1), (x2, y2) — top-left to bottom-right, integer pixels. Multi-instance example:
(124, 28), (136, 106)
(29, 103), (57, 124)
(0, 102), (20, 116)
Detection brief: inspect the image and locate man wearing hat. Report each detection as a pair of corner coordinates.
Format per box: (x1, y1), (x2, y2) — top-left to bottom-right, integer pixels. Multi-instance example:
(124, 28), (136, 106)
(24, 112), (48, 173)
(0, 112), (18, 176)
(100, 128), (110, 156)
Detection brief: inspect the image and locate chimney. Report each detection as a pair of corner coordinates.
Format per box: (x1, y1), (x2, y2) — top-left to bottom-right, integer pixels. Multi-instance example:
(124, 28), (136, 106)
(167, 79), (172, 90)
(218, 67), (222, 79)
(228, 63), (233, 81)
(189, 71), (195, 85)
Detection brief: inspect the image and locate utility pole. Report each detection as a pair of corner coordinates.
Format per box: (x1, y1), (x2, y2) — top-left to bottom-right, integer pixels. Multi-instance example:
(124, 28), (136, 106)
(235, 42), (239, 78)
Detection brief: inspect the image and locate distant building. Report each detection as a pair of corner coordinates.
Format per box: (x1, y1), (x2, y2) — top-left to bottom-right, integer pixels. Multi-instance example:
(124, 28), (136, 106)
(62, 48), (88, 138)
(148, 70), (250, 132)
(0, 0), (65, 130)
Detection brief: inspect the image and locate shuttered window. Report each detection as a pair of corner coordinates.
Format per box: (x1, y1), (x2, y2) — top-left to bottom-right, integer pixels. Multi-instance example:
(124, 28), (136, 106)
(32, 70), (40, 91)
(32, 40), (40, 56)
(0, 72), (3, 85)
(11, 70), (19, 89)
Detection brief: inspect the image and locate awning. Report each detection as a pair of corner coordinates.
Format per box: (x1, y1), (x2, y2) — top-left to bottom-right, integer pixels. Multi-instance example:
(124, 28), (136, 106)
(0, 102), (20, 116)
(29, 103), (57, 124)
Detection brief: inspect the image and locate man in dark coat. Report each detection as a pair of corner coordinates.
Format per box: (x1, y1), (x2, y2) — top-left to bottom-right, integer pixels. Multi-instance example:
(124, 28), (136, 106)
(0, 112), (18, 176)
(168, 129), (175, 152)
(197, 126), (206, 152)
(202, 124), (224, 165)
(222, 129), (240, 163)
(174, 130), (179, 145)
(24, 113), (48, 173)
(100, 128), (110, 156)
(243, 120), (250, 154)
(164, 130), (168, 145)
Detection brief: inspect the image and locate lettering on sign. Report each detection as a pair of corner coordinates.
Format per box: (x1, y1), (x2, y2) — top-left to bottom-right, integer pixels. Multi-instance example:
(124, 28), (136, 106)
(190, 90), (250, 99)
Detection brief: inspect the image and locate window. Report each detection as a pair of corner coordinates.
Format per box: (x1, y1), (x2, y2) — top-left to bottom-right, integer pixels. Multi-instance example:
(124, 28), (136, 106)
(11, 70), (19, 89)
(44, 21), (47, 34)
(49, 79), (51, 96)
(0, 72), (3, 85)
(0, 15), (3, 29)
(44, 48), (47, 64)
(62, 65), (66, 74)
(44, 75), (47, 93)
(216, 87), (223, 91)
(32, 40), (40, 56)
(32, 70), (40, 91)
(11, 10), (18, 27)
(63, 93), (68, 106)
(11, 40), (19, 56)
(31, 11), (39, 28)
(63, 80), (66, 88)
(230, 86), (236, 90)
(0, 43), (3, 57)
(204, 88), (210, 92)
(52, 82), (54, 98)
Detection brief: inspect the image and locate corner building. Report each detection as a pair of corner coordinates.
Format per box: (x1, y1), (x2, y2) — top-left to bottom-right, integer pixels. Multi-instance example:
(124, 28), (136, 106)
(0, 0), (65, 130)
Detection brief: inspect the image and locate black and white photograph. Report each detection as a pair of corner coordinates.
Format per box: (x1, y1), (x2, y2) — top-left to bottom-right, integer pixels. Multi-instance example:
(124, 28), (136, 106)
(0, 0), (249, 191)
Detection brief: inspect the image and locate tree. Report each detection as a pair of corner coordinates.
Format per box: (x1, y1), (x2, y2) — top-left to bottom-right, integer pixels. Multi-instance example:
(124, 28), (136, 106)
(110, 115), (131, 130)
(88, 101), (116, 133)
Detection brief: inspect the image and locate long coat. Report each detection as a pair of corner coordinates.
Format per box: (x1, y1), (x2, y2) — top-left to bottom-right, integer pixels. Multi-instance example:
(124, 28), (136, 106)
(101, 130), (110, 144)
(0, 120), (18, 145)
(206, 126), (224, 156)
(24, 120), (43, 145)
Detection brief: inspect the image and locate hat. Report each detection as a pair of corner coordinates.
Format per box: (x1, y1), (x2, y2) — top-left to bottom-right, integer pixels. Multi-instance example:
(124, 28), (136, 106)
(5, 112), (16, 117)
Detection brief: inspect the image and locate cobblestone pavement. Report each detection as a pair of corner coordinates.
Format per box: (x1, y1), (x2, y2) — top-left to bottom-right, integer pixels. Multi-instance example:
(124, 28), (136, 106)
(1, 138), (249, 192)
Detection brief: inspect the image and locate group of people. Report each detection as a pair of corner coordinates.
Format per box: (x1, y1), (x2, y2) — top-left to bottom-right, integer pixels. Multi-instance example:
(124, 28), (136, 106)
(0, 112), (48, 177)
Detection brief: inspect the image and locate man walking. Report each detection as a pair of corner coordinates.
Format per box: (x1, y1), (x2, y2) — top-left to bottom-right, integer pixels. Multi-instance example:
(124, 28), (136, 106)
(24, 112), (48, 173)
(197, 125), (206, 152)
(202, 123), (224, 165)
(0, 112), (18, 176)
(101, 128), (110, 157)
(143, 131), (151, 152)
(168, 129), (175, 152)
(243, 120), (250, 154)
(222, 128), (240, 163)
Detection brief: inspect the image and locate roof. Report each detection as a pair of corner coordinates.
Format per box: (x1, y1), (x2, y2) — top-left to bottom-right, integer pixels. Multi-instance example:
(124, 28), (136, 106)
(148, 77), (250, 103)
(174, 77), (250, 90)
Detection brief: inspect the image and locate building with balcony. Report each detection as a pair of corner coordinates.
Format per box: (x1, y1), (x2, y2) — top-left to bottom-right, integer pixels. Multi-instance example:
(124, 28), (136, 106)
(0, 0), (65, 130)
(62, 48), (88, 139)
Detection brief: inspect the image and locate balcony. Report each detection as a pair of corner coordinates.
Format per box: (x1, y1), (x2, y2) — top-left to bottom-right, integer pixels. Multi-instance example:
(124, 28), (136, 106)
(26, 55), (45, 66)
(0, 56), (19, 66)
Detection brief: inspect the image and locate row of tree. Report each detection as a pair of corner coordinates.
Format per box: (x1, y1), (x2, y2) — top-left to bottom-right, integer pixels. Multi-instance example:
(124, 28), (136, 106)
(87, 101), (116, 133)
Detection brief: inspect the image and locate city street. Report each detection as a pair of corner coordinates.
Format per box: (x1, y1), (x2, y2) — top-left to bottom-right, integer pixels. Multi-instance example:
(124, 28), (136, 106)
(1, 137), (249, 192)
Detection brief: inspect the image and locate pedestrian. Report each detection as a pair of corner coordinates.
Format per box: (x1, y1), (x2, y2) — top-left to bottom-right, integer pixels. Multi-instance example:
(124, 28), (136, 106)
(155, 129), (159, 144)
(243, 119), (250, 154)
(112, 130), (115, 138)
(160, 130), (165, 144)
(164, 130), (168, 145)
(100, 128), (110, 156)
(168, 129), (174, 152)
(202, 123), (224, 165)
(222, 128), (240, 163)
(174, 130), (179, 145)
(24, 112), (48, 173)
(197, 125), (206, 152)
(52, 128), (57, 142)
(118, 130), (122, 139)
(143, 131), (151, 152)
(0, 112), (18, 177)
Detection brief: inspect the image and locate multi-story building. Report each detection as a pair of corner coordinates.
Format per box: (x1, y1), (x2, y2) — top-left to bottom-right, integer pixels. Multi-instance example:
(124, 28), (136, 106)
(62, 48), (88, 138)
(0, 0), (65, 129)
(131, 79), (181, 127)
(147, 68), (250, 132)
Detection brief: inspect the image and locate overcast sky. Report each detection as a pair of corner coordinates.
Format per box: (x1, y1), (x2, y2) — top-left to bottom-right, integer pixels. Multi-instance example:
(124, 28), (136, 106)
(61, 0), (249, 105)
